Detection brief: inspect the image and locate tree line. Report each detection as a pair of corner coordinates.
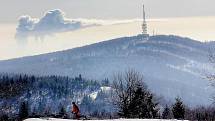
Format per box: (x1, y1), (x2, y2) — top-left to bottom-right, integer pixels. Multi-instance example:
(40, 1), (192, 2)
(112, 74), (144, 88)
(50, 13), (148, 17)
(112, 70), (215, 121)
(0, 71), (215, 121)
(0, 73), (105, 120)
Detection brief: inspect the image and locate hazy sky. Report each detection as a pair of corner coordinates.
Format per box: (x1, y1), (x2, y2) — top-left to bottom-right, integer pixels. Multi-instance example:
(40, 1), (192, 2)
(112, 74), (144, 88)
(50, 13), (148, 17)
(0, 0), (214, 60)
(0, 0), (215, 22)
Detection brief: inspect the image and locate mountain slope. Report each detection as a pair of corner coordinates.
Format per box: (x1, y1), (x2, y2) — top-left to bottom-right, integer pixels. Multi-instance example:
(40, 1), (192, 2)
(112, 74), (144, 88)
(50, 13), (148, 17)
(0, 35), (213, 106)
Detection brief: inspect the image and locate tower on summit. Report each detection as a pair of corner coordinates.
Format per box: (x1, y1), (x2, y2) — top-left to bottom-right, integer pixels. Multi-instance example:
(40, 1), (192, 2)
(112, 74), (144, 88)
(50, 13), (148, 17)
(142, 4), (148, 35)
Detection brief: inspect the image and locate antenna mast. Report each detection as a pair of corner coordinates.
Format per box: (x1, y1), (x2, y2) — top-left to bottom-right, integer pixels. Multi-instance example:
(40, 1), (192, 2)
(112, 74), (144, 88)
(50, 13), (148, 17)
(142, 4), (147, 35)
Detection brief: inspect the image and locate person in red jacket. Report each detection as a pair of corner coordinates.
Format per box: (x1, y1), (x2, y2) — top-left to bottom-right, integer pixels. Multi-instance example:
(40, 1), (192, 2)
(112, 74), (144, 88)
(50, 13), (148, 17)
(71, 102), (80, 119)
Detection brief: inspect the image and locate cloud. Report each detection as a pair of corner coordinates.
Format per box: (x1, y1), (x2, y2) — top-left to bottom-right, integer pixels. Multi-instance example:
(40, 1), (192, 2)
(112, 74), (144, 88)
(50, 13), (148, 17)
(15, 9), (100, 40)
(15, 9), (162, 41)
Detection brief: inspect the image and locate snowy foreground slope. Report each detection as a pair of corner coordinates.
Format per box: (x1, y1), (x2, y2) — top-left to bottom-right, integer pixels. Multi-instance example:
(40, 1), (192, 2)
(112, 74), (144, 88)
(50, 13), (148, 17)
(0, 35), (214, 106)
(24, 118), (187, 121)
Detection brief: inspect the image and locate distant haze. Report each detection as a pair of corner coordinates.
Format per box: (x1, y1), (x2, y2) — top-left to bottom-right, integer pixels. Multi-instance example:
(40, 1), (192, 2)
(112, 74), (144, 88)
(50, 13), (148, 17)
(0, 0), (215, 22)
(0, 17), (215, 60)
(0, 0), (214, 60)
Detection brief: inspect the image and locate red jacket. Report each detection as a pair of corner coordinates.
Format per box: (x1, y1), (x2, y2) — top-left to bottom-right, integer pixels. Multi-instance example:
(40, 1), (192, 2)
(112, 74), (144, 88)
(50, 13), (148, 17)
(72, 104), (80, 114)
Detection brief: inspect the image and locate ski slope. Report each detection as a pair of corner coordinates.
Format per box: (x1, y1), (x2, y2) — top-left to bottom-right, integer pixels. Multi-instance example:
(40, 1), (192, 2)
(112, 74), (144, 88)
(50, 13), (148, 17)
(24, 118), (187, 121)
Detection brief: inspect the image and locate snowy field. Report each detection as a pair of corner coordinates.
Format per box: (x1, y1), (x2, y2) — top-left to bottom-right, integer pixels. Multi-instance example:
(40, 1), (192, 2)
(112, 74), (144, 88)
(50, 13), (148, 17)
(24, 118), (188, 121)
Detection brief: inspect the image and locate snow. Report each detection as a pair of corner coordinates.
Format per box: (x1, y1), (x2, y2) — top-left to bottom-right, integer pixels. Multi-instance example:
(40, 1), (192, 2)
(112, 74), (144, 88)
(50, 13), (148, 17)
(101, 86), (111, 91)
(0, 35), (214, 106)
(24, 118), (187, 121)
(89, 91), (98, 100)
(89, 86), (111, 100)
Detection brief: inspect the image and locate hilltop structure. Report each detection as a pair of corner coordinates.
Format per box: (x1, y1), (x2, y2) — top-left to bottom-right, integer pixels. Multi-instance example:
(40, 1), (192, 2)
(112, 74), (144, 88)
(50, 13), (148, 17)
(142, 4), (147, 34)
(142, 4), (149, 40)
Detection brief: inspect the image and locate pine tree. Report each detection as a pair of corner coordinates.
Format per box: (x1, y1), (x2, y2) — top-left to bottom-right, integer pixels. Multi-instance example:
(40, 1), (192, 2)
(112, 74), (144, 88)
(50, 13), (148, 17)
(59, 106), (67, 118)
(19, 101), (29, 120)
(162, 105), (170, 119)
(0, 114), (9, 121)
(128, 87), (158, 118)
(172, 97), (185, 119)
(81, 95), (94, 114)
(113, 70), (159, 118)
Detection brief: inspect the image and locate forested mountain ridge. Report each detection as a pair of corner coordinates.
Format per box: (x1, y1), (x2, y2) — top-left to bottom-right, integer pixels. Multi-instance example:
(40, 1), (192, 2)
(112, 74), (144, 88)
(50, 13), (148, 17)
(0, 35), (213, 106)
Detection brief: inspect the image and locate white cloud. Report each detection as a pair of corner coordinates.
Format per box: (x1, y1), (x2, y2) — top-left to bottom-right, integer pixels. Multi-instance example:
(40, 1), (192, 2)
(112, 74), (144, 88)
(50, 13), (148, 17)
(15, 9), (100, 40)
(15, 9), (161, 41)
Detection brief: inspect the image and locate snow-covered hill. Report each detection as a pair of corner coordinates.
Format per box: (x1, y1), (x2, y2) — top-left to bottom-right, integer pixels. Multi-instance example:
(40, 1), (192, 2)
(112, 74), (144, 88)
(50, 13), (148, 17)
(24, 118), (187, 121)
(0, 35), (213, 106)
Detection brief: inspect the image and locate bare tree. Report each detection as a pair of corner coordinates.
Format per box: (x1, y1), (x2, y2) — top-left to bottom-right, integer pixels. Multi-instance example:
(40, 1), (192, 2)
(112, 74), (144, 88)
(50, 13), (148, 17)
(112, 69), (159, 118)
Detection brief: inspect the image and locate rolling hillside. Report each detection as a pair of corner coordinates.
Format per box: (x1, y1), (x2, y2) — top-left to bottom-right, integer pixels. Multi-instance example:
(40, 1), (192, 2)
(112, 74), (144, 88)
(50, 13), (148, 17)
(0, 35), (213, 106)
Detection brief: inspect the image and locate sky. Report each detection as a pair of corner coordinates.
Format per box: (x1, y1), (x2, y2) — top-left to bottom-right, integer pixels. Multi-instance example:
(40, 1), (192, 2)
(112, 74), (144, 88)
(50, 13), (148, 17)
(0, 0), (215, 60)
(0, 0), (215, 22)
